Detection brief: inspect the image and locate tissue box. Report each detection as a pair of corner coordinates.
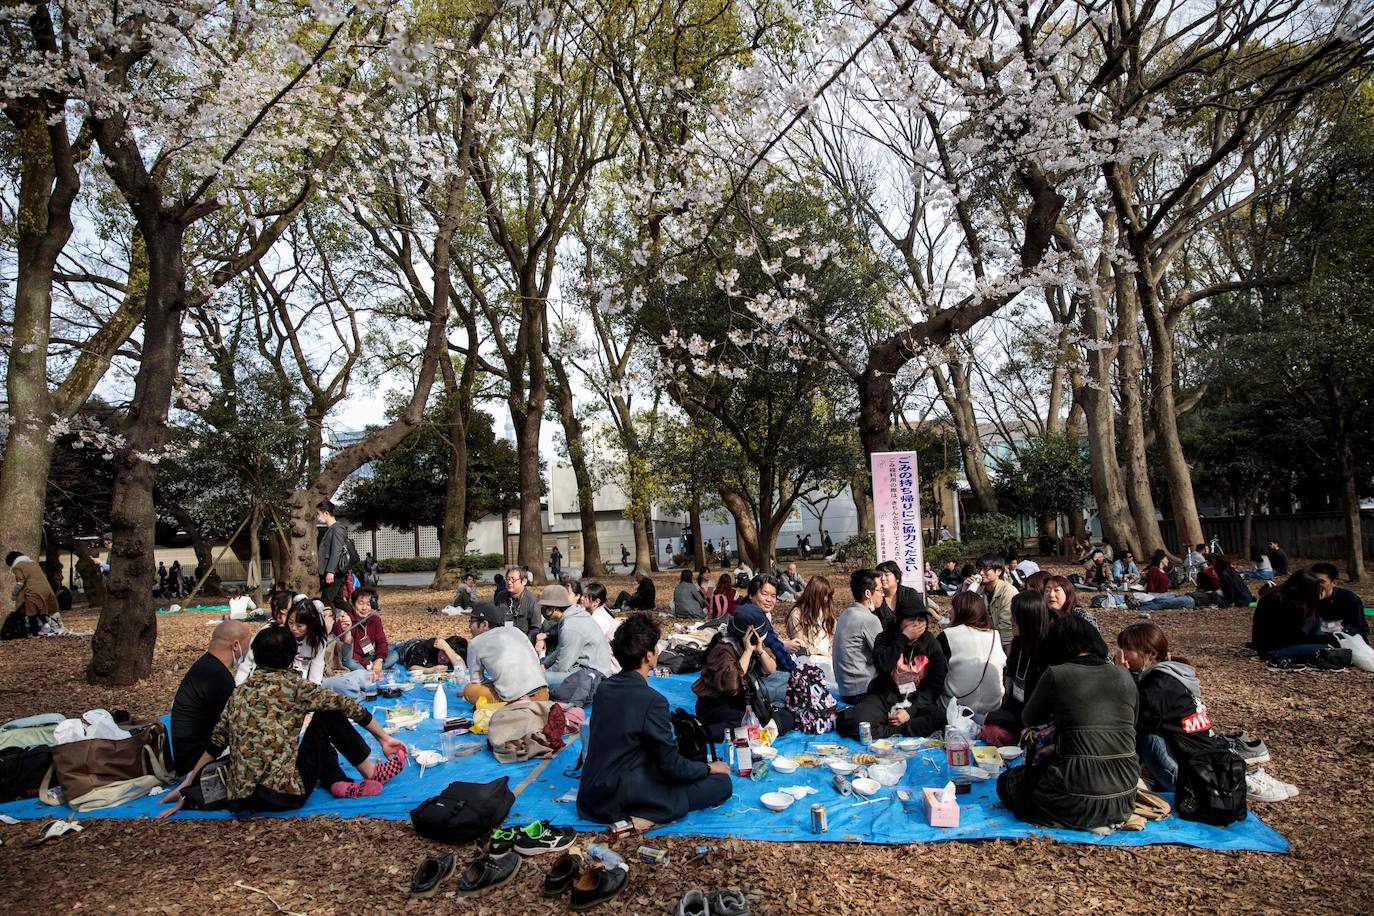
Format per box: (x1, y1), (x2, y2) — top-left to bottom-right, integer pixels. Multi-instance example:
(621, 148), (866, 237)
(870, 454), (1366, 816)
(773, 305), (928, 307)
(923, 787), (960, 828)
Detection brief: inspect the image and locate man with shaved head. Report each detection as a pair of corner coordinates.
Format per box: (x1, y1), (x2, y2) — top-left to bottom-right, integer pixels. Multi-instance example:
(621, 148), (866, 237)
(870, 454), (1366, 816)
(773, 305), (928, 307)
(170, 620), (250, 774)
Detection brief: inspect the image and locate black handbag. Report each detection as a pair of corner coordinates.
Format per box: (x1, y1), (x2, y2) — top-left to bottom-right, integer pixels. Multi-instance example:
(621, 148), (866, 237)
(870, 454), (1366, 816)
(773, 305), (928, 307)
(410, 776), (514, 844)
(0, 745), (53, 803)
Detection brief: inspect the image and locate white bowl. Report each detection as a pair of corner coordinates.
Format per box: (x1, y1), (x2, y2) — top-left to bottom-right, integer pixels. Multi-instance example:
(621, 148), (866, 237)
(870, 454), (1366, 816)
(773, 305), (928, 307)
(760, 791), (795, 812)
(851, 777), (880, 797)
(998, 746), (1024, 762)
(826, 758), (859, 775)
(753, 744), (778, 759)
(897, 737), (924, 750)
(772, 756), (798, 774)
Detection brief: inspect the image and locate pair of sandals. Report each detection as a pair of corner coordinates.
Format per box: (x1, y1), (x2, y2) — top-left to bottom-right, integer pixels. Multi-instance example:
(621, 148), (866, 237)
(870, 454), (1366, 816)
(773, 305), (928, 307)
(409, 849), (522, 899)
(678, 888), (750, 916)
(543, 851), (629, 911)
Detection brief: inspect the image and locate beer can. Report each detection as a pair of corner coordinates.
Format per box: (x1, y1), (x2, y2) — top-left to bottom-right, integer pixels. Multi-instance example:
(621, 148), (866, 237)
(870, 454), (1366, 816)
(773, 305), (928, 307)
(831, 774), (852, 797)
(810, 803), (828, 834)
(637, 845), (669, 864)
(859, 721), (873, 746)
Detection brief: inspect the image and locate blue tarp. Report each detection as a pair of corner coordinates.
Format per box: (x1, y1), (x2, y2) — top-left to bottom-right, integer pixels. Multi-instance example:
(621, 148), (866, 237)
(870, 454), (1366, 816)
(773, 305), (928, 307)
(0, 675), (1289, 853)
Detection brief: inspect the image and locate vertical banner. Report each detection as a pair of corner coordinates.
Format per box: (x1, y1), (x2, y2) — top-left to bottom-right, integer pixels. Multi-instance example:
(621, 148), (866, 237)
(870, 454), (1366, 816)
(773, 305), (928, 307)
(871, 451), (925, 591)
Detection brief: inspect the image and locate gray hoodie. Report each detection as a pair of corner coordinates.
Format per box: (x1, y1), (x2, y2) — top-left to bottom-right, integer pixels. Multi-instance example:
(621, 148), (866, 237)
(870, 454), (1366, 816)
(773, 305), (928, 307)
(547, 605), (615, 675)
(832, 602), (883, 699)
(1146, 659), (1201, 698)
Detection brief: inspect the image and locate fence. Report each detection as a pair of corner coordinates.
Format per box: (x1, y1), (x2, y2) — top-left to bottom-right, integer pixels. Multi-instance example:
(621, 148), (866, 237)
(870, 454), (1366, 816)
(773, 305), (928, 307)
(1157, 511), (1374, 560)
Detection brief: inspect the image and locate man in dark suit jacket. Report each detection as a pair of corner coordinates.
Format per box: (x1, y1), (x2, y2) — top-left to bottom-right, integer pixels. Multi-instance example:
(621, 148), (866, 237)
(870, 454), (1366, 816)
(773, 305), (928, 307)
(577, 613), (731, 825)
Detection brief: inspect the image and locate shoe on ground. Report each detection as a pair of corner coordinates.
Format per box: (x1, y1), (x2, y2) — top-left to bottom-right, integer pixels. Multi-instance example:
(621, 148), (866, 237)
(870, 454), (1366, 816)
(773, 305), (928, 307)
(1246, 769), (1289, 803)
(513, 819), (576, 856)
(676, 888), (709, 916)
(457, 851), (521, 896)
(1225, 732), (1270, 766)
(569, 861), (629, 912)
(542, 851), (583, 897)
(486, 825), (518, 856)
(410, 852), (455, 898)
(1266, 659), (1311, 673)
(707, 889), (751, 916)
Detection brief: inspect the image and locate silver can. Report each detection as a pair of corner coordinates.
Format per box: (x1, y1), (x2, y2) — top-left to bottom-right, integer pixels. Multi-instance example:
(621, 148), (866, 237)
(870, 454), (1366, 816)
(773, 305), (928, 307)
(810, 803), (828, 834)
(859, 721), (873, 746)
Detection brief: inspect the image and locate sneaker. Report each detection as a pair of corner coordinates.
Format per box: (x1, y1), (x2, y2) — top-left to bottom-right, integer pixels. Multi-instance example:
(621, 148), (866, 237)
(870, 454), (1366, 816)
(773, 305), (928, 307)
(1246, 769), (1289, 802)
(1266, 658), (1311, 673)
(1225, 732), (1270, 766)
(512, 820), (576, 856)
(1257, 768), (1299, 799)
(486, 826), (518, 856)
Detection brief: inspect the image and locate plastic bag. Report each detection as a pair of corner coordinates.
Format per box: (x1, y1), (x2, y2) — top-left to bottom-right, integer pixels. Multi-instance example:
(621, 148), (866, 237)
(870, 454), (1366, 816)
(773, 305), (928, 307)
(52, 710), (131, 746)
(1334, 631), (1374, 673)
(868, 757), (907, 786)
(471, 697), (507, 735)
(944, 697), (976, 740)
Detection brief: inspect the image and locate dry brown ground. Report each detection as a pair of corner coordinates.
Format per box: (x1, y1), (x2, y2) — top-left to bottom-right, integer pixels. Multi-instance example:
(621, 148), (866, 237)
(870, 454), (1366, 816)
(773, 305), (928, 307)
(1, 560), (1371, 914)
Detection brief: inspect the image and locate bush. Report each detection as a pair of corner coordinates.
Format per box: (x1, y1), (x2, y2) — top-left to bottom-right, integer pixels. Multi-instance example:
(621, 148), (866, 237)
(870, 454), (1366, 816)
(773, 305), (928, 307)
(961, 513), (1020, 556)
(376, 552), (505, 574)
(842, 532), (875, 569)
(925, 539), (965, 569)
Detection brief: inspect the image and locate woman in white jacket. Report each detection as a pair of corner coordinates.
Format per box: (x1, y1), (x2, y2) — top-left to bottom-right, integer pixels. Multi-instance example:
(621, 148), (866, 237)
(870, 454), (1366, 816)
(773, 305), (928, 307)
(937, 591), (1007, 716)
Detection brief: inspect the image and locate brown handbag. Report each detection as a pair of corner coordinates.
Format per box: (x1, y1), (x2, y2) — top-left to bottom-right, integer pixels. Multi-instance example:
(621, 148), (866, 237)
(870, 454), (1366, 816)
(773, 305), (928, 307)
(49, 721), (172, 800)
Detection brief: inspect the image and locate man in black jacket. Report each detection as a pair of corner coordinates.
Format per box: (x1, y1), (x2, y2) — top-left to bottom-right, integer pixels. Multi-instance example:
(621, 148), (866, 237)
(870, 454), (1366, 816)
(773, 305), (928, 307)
(612, 569), (656, 612)
(577, 614), (731, 825)
(316, 501), (351, 608)
(1312, 561), (1369, 643)
(1266, 541), (1290, 577)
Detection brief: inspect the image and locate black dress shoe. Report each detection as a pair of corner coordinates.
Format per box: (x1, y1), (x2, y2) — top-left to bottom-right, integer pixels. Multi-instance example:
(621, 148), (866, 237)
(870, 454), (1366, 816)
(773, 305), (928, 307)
(542, 851), (582, 897)
(457, 851), (520, 896)
(570, 861), (629, 911)
(409, 852), (455, 898)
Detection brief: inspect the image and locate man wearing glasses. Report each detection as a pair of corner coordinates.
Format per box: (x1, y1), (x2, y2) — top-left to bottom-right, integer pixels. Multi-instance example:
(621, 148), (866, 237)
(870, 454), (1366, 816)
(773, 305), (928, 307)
(502, 566), (541, 641)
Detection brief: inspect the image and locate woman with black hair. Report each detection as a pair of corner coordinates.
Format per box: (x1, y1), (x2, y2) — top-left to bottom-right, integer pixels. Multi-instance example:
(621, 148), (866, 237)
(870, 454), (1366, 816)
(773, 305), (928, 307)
(1251, 569), (1336, 664)
(836, 602), (948, 740)
(996, 614), (1139, 832)
(1210, 553), (1253, 608)
(981, 591), (1053, 746)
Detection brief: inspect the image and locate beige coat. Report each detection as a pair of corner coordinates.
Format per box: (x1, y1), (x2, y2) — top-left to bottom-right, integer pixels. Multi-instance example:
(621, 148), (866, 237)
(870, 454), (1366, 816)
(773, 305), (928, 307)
(12, 557), (59, 617)
(982, 577), (1018, 648)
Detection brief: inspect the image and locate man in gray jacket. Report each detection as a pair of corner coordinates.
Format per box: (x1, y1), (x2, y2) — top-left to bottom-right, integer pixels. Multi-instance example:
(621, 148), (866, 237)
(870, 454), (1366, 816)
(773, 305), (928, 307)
(316, 501), (351, 608)
(535, 584), (614, 689)
(501, 566), (540, 640)
(832, 568), (884, 704)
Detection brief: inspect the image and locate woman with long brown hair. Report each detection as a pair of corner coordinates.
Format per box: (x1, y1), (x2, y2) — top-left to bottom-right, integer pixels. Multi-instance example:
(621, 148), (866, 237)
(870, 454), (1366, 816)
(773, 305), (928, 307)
(783, 575), (837, 658)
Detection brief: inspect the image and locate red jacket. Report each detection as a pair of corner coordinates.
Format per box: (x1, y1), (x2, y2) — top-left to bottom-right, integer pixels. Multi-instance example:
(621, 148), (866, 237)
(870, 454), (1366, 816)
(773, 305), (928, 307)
(337, 612), (388, 665)
(1144, 566), (1170, 593)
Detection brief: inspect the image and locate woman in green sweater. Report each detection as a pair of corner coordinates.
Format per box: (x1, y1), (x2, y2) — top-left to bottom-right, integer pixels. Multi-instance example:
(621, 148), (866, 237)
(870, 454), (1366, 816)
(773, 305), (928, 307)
(996, 614), (1139, 832)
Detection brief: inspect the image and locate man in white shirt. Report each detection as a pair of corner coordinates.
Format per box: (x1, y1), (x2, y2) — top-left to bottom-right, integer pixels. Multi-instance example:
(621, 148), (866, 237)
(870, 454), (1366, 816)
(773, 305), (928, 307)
(463, 603), (549, 704)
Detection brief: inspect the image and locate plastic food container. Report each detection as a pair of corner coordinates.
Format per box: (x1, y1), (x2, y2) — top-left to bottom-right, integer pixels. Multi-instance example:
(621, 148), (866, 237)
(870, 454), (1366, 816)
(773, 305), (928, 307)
(760, 792), (795, 812)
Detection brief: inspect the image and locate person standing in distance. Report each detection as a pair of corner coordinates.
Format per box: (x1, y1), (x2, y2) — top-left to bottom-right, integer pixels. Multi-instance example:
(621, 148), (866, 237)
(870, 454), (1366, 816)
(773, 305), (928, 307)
(317, 500), (351, 609)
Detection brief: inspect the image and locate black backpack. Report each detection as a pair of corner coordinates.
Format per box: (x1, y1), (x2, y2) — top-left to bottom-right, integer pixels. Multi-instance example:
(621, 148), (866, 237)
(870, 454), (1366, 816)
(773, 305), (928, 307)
(0, 745), (52, 803)
(1174, 742), (1248, 827)
(410, 776), (515, 843)
(671, 708), (717, 763)
(345, 537), (362, 573)
(658, 645), (706, 674)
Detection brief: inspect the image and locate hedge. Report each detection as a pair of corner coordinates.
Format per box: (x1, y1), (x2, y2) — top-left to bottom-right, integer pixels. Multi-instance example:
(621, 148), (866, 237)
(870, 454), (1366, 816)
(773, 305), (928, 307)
(376, 552), (506, 574)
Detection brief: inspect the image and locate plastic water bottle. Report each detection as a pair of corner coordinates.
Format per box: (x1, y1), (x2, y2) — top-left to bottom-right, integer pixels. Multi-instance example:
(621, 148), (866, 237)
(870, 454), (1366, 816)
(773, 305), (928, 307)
(741, 705), (761, 744)
(432, 682), (448, 720)
(587, 844), (627, 870)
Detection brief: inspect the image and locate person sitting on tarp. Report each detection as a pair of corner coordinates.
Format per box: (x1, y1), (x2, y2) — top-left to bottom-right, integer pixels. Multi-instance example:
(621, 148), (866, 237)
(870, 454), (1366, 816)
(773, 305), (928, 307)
(227, 586), (258, 620)
(536, 585), (614, 690)
(335, 587), (398, 676)
(692, 604), (796, 739)
(874, 560), (922, 632)
(578, 613), (732, 826)
(161, 626), (407, 814)
(836, 600), (947, 741)
(996, 614), (1138, 832)
(3, 551), (58, 639)
(1312, 562), (1369, 644)
(463, 602), (549, 704)
(170, 620), (251, 775)
(1251, 570), (1337, 665)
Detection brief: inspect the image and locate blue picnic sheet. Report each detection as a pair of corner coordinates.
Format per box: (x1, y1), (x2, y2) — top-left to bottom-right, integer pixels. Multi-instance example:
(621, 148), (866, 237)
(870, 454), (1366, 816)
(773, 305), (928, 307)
(0, 675), (1289, 853)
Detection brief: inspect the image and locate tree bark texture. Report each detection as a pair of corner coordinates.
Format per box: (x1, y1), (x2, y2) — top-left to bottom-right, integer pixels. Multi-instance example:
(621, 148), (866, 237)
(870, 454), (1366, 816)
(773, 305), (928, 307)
(1113, 283), (1166, 556)
(433, 353), (475, 591)
(933, 355), (998, 514)
(718, 486), (762, 569)
(548, 357), (606, 577)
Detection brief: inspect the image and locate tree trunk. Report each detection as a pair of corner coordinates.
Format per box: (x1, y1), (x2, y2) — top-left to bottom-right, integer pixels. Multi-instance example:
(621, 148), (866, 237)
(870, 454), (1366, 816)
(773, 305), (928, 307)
(1143, 306), (1205, 548)
(247, 503), (264, 605)
(548, 359), (606, 577)
(718, 486), (762, 569)
(157, 493), (225, 597)
(68, 538), (104, 608)
(642, 509), (660, 572)
(89, 222), (187, 686)
(934, 355), (998, 514)
(512, 398), (546, 585)
(433, 355), (475, 591)
(690, 492), (706, 569)
(1339, 446), (1366, 582)
(43, 528), (62, 588)
(1113, 288), (1166, 556)
(1241, 495), (1255, 563)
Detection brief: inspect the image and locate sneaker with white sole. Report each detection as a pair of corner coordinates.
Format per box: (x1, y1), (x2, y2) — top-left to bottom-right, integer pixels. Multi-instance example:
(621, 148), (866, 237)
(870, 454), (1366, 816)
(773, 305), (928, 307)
(512, 820), (576, 856)
(1225, 732), (1270, 766)
(1246, 769), (1289, 802)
